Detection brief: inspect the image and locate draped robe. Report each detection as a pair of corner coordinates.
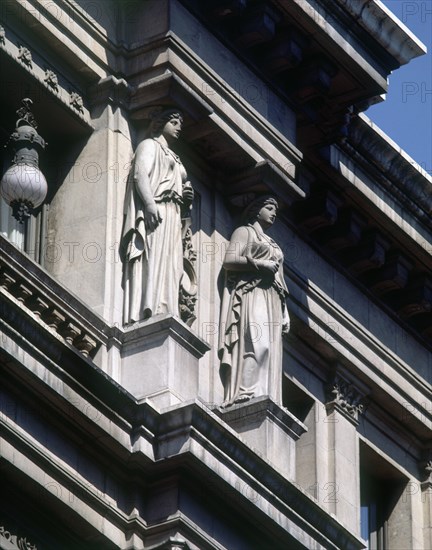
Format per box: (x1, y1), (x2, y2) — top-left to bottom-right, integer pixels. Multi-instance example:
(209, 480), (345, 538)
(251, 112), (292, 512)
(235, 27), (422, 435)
(121, 138), (186, 323)
(218, 224), (289, 405)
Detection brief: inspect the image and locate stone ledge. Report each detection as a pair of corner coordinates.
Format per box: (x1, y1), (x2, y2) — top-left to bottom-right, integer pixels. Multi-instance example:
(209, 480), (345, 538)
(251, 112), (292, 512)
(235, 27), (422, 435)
(0, 333), (364, 550)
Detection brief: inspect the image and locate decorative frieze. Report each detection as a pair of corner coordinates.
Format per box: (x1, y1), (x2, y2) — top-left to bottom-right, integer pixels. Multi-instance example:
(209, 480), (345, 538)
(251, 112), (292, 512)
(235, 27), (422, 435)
(0, 26), (91, 127)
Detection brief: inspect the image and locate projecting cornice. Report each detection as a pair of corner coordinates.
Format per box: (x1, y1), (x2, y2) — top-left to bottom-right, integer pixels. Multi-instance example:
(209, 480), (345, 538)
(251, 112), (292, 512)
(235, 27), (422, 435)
(333, 0), (427, 66)
(348, 114), (432, 219)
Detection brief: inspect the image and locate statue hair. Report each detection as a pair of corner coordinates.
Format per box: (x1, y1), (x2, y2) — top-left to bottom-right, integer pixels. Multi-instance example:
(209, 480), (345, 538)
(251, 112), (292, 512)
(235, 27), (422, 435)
(242, 195), (279, 224)
(149, 108), (184, 137)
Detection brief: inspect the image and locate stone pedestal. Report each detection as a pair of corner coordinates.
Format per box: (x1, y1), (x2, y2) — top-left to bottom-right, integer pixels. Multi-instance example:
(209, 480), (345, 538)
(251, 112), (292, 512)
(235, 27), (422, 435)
(217, 396), (307, 479)
(120, 314), (210, 408)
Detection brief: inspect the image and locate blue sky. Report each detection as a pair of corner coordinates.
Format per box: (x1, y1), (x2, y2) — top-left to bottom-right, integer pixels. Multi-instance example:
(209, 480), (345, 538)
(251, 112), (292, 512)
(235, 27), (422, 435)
(366, 0), (432, 175)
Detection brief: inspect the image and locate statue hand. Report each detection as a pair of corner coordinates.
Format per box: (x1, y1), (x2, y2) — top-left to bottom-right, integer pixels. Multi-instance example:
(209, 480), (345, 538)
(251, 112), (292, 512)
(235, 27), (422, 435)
(182, 182), (194, 203)
(144, 203), (162, 231)
(257, 259), (279, 274)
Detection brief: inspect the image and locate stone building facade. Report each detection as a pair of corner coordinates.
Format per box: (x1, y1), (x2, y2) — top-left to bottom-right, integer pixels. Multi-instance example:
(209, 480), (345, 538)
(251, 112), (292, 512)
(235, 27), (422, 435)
(0, 1), (431, 548)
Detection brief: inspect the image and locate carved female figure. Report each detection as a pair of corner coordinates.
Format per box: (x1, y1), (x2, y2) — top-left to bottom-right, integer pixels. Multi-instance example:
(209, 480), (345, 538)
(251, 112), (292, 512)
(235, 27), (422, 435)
(121, 108), (194, 323)
(218, 196), (290, 406)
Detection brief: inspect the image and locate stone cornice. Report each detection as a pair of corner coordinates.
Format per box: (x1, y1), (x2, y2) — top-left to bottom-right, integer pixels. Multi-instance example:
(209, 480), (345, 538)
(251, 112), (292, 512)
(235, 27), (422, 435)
(347, 114), (432, 221)
(332, 0), (426, 66)
(2, 0), (116, 80)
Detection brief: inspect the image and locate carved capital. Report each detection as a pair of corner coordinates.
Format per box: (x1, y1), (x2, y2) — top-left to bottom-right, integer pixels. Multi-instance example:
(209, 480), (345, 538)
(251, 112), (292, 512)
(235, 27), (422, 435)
(326, 374), (366, 422)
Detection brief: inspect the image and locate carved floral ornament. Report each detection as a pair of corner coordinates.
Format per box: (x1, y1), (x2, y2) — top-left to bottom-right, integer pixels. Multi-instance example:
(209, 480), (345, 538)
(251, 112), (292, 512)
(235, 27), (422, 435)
(44, 69), (59, 92)
(0, 525), (37, 550)
(69, 91), (84, 113)
(17, 45), (32, 68)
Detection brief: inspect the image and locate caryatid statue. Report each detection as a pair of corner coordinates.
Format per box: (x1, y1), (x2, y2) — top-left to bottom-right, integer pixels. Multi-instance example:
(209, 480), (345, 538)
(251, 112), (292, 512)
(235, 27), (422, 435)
(121, 107), (196, 324)
(218, 196), (290, 406)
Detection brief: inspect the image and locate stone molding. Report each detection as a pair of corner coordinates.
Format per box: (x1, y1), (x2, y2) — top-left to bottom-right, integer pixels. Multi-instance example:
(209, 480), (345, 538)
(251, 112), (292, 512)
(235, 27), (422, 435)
(0, 301), (362, 549)
(332, 0), (426, 65)
(0, 20), (92, 128)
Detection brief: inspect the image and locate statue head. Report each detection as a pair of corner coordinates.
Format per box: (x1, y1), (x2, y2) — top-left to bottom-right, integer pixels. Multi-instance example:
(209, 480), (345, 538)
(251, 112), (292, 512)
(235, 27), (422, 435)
(149, 107), (184, 138)
(242, 195), (279, 226)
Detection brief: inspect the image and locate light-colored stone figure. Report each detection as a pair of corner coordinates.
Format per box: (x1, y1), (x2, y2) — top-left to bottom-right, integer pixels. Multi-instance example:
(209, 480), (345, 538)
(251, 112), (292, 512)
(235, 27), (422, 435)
(218, 196), (290, 406)
(121, 108), (194, 324)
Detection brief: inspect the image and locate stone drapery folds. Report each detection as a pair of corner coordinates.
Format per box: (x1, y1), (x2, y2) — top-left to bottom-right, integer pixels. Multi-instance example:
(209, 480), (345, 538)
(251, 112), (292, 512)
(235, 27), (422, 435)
(218, 196), (290, 406)
(121, 107), (196, 325)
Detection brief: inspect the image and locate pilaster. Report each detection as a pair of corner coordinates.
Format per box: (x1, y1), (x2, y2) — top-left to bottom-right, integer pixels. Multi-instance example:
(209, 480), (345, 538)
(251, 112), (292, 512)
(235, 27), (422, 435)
(325, 371), (367, 534)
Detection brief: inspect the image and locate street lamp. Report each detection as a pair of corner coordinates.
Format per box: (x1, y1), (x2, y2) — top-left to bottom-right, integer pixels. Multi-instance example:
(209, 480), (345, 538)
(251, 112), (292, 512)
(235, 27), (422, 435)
(1, 98), (48, 223)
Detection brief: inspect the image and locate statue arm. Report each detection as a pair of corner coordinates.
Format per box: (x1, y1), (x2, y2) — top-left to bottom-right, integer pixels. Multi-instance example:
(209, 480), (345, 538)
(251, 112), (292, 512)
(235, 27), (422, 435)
(133, 139), (161, 231)
(222, 227), (251, 271)
(223, 226), (279, 275)
(223, 226), (275, 273)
